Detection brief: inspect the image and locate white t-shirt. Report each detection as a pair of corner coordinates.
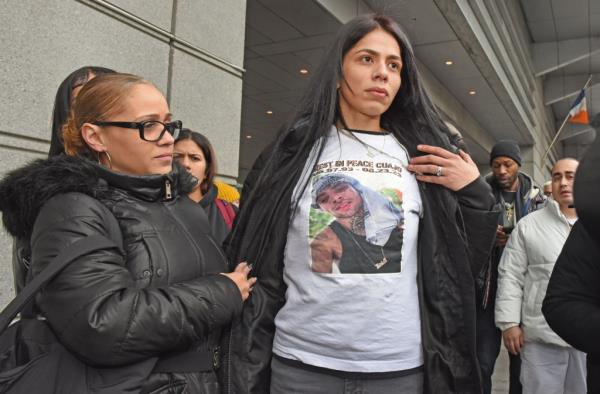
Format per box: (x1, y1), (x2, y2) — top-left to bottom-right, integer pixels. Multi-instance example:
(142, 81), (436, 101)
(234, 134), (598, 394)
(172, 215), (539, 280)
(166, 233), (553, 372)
(272, 126), (423, 372)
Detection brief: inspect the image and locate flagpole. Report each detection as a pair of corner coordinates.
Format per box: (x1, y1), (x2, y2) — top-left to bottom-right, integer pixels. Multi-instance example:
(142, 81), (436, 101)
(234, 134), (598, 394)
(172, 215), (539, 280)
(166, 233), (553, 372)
(543, 74), (594, 164)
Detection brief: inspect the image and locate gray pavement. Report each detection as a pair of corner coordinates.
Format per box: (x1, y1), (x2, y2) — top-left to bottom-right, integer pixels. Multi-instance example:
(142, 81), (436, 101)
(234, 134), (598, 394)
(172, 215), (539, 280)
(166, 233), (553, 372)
(491, 345), (511, 393)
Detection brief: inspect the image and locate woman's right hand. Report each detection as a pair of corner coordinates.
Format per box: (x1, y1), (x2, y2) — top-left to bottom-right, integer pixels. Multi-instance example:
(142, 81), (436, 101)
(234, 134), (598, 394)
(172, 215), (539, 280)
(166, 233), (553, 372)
(221, 262), (257, 301)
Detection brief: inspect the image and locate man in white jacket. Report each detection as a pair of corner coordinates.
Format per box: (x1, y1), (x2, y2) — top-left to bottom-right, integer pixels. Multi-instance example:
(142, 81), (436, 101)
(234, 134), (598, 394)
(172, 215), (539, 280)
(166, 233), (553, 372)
(495, 158), (585, 394)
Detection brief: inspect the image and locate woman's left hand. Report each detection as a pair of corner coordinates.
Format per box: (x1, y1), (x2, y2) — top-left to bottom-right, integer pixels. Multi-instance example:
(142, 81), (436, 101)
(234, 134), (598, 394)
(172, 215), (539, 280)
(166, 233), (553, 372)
(407, 144), (480, 191)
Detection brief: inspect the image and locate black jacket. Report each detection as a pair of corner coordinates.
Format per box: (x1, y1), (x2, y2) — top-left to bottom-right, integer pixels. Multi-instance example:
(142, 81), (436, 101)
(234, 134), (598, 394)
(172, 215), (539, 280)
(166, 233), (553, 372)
(200, 183), (237, 245)
(478, 172), (544, 307)
(0, 156), (242, 394)
(486, 172), (544, 223)
(543, 222), (600, 393)
(223, 129), (499, 394)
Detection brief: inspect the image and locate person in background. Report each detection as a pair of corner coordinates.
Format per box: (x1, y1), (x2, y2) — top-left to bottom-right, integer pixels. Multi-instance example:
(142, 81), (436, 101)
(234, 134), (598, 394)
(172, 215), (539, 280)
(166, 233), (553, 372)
(543, 180), (552, 197)
(0, 73), (253, 393)
(49, 66), (116, 157)
(495, 158), (585, 394)
(477, 139), (544, 394)
(543, 134), (600, 393)
(225, 13), (498, 394)
(174, 129), (237, 244)
(215, 181), (241, 207)
(309, 173), (404, 274)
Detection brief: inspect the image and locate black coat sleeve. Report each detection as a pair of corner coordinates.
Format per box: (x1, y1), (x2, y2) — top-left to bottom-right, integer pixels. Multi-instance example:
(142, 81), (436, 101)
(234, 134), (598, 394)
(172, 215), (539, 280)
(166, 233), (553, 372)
(227, 267), (286, 394)
(542, 221), (600, 355)
(239, 146), (272, 206)
(225, 145), (290, 394)
(455, 177), (500, 278)
(31, 193), (242, 367)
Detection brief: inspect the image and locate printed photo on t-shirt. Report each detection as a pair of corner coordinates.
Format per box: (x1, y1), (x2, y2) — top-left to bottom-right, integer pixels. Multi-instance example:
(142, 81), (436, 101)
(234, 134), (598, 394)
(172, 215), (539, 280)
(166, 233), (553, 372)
(308, 160), (405, 274)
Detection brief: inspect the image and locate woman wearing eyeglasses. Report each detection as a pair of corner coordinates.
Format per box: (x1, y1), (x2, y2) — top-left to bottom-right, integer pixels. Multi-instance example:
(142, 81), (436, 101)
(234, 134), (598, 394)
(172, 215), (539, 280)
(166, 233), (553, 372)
(0, 73), (254, 393)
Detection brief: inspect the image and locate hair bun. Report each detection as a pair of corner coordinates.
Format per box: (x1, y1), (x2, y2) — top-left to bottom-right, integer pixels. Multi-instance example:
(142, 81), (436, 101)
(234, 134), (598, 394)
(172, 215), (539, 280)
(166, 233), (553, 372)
(62, 113), (83, 156)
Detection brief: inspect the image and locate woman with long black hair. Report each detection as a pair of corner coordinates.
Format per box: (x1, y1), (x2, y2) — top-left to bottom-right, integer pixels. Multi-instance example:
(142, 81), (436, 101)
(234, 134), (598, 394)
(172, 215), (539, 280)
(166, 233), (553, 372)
(49, 66), (116, 157)
(224, 14), (498, 394)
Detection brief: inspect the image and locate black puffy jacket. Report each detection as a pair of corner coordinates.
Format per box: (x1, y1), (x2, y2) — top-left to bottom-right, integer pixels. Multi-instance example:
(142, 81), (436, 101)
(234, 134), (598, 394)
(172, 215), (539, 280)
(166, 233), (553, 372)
(543, 222), (600, 393)
(0, 155), (242, 394)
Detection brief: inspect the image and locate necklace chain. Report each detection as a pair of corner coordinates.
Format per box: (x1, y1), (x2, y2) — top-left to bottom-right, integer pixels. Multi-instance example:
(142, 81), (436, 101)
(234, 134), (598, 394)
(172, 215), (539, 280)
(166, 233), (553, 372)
(345, 227), (388, 269)
(350, 209), (366, 235)
(339, 128), (409, 168)
(504, 202), (514, 225)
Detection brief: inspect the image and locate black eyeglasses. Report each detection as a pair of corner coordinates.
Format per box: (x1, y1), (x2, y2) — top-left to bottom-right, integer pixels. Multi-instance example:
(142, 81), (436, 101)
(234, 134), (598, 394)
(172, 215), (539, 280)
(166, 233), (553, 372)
(92, 120), (182, 142)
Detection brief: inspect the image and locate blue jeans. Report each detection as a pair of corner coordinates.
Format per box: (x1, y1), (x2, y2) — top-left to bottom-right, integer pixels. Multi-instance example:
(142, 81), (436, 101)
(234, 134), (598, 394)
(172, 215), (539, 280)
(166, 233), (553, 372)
(270, 357), (423, 394)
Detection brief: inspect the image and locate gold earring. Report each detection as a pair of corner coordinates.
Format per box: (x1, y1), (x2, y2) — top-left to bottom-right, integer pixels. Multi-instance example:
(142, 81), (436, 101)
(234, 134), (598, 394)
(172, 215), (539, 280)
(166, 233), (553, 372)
(104, 151), (113, 169)
(97, 151), (113, 169)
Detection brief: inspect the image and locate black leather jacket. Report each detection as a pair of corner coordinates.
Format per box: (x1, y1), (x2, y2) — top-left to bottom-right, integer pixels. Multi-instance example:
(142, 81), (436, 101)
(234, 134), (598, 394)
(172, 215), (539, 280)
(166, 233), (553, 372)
(0, 155), (242, 394)
(223, 127), (499, 394)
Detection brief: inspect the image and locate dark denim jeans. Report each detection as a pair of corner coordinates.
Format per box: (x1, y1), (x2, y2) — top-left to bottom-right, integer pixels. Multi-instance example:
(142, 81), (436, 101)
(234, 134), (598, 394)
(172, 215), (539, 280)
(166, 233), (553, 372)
(270, 357), (424, 394)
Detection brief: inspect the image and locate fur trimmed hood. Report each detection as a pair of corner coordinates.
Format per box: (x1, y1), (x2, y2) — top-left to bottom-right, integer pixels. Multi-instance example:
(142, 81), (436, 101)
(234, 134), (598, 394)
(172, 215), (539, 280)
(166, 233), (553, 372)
(0, 155), (197, 239)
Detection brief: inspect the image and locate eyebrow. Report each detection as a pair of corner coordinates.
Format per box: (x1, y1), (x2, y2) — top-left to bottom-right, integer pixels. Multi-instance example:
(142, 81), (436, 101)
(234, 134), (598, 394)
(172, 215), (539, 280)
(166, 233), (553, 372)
(355, 48), (402, 62)
(134, 112), (173, 121)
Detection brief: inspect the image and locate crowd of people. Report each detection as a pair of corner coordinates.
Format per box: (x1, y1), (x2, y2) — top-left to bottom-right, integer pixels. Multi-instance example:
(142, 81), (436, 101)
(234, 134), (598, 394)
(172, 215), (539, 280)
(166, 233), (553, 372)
(0, 13), (597, 394)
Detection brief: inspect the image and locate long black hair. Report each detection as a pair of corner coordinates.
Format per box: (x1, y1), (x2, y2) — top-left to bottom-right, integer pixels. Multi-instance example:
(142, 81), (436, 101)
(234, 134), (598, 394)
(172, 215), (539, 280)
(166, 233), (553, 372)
(175, 128), (216, 195)
(231, 14), (465, 263)
(49, 66), (116, 157)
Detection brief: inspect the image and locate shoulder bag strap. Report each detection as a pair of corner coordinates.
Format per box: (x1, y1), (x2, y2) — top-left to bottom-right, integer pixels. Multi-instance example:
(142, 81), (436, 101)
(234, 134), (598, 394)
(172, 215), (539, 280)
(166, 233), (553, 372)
(215, 199), (236, 229)
(0, 235), (118, 333)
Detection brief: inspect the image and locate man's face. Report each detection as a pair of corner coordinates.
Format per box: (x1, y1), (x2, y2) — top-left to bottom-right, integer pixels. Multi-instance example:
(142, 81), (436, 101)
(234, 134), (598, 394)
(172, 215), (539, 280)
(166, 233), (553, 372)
(316, 183), (363, 219)
(551, 159), (578, 209)
(491, 156), (520, 191)
(543, 184), (552, 197)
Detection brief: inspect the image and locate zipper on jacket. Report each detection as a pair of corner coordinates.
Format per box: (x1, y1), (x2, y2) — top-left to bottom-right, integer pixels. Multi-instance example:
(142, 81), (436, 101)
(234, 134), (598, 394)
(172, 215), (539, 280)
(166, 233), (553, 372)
(160, 203), (204, 274)
(159, 199), (228, 274)
(226, 327), (233, 394)
(164, 177), (173, 200)
(207, 236), (228, 264)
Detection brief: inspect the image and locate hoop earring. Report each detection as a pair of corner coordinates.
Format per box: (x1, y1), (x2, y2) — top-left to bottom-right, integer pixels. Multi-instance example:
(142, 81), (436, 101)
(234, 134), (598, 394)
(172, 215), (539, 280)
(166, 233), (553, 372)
(97, 151), (113, 169)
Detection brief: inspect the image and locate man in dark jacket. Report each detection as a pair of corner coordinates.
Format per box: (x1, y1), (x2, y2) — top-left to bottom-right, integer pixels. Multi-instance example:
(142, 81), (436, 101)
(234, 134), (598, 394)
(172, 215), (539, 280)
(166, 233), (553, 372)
(477, 140), (545, 394)
(543, 132), (600, 393)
